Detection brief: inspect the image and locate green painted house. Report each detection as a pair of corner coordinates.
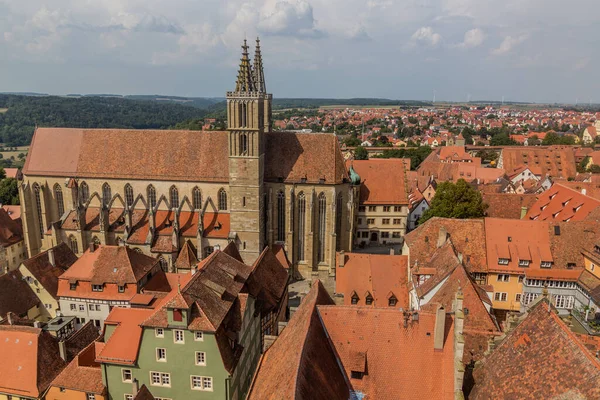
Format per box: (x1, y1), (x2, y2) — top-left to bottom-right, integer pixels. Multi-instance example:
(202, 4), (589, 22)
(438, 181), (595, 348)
(97, 244), (288, 400)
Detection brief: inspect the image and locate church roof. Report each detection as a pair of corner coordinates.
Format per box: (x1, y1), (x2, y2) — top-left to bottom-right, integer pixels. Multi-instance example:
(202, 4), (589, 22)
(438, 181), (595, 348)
(24, 128), (349, 185)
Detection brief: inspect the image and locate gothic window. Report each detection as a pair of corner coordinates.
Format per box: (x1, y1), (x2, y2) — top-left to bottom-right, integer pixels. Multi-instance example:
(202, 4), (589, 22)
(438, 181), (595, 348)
(102, 183), (111, 207)
(69, 235), (78, 254)
(218, 189), (228, 211)
(240, 133), (248, 155)
(147, 185), (157, 209)
(192, 187), (202, 210)
(335, 192), (343, 251)
(79, 182), (89, 204)
(297, 192), (306, 261)
(33, 183), (44, 239)
(125, 184), (134, 208)
(277, 190), (285, 242)
(158, 257), (168, 272)
(170, 186), (179, 209)
(54, 184), (64, 217)
(317, 193), (327, 263)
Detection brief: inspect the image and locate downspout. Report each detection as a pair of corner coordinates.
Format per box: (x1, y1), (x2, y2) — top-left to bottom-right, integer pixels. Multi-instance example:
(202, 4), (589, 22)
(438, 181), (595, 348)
(225, 376), (231, 400)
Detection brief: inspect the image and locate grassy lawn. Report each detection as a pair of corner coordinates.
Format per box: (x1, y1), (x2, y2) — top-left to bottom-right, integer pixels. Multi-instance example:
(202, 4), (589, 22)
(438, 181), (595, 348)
(0, 146), (29, 160)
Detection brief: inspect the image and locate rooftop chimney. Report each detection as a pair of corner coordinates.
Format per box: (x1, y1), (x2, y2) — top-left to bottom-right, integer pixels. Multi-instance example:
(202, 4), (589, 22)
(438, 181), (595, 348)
(338, 251), (345, 269)
(58, 340), (67, 362)
(48, 248), (56, 267)
(437, 227), (449, 248)
(434, 305), (446, 351)
(390, 248), (395, 256)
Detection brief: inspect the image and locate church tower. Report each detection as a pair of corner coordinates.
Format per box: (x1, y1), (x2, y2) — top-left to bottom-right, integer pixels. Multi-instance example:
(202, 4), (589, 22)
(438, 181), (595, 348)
(226, 38), (271, 263)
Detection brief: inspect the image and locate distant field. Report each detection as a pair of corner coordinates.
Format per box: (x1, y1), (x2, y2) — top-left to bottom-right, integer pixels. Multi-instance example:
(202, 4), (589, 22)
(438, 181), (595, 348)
(0, 146), (29, 160)
(319, 105), (401, 110)
(0, 108), (7, 113)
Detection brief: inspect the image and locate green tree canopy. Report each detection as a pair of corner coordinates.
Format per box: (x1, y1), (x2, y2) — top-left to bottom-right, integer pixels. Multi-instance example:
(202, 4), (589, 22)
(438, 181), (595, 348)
(0, 178), (19, 205)
(419, 179), (488, 224)
(354, 146), (369, 160)
(490, 133), (517, 146)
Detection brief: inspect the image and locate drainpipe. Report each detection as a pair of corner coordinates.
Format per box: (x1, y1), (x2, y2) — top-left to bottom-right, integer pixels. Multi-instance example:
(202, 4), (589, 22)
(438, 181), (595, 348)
(225, 376), (231, 400)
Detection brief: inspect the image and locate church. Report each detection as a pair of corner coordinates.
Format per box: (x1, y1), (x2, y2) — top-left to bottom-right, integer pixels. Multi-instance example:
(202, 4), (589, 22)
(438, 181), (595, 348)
(19, 38), (354, 277)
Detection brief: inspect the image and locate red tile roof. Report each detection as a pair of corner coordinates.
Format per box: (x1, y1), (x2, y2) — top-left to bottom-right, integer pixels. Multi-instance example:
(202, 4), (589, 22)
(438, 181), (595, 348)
(470, 298), (600, 399)
(336, 252), (409, 307)
(319, 306), (456, 400)
(21, 243), (77, 300)
(0, 270), (40, 317)
(500, 147), (577, 179)
(482, 193), (538, 219)
(524, 183), (600, 222)
(50, 341), (105, 395)
(346, 159), (409, 204)
(0, 207), (23, 247)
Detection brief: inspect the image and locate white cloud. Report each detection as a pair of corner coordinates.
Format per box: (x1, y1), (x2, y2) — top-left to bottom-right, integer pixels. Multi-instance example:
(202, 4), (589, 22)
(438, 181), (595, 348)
(258, 0), (324, 38)
(410, 26), (442, 46)
(491, 34), (527, 55)
(458, 28), (485, 48)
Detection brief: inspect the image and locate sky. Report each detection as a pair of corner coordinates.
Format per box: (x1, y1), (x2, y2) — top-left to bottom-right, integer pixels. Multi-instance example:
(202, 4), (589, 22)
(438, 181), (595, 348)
(0, 0), (598, 103)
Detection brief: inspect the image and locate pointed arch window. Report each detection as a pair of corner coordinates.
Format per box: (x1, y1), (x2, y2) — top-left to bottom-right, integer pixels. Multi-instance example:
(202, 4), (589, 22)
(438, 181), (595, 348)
(54, 184), (64, 218)
(335, 192), (343, 251)
(33, 183), (44, 239)
(125, 184), (134, 208)
(147, 185), (157, 209)
(218, 189), (228, 211)
(317, 193), (327, 263)
(277, 190), (285, 242)
(297, 192), (306, 261)
(79, 182), (89, 204)
(240, 133), (248, 155)
(102, 183), (111, 207)
(192, 187), (202, 210)
(170, 186), (179, 209)
(69, 235), (78, 254)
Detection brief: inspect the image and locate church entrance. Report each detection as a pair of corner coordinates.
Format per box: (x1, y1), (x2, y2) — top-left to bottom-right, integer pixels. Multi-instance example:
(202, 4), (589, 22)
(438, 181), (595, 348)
(370, 232), (379, 242)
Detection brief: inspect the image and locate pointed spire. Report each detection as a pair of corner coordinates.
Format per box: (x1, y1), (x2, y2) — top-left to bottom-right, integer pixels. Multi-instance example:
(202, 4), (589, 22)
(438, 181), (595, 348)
(235, 39), (256, 93)
(254, 37), (266, 93)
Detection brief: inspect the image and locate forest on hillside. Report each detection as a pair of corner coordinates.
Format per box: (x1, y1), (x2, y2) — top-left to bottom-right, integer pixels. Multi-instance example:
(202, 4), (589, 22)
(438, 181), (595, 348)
(0, 94), (207, 146)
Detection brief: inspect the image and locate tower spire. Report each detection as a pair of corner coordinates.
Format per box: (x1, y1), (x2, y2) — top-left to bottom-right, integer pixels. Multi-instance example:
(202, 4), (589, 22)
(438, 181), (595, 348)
(254, 37), (266, 93)
(235, 39), (255, 93)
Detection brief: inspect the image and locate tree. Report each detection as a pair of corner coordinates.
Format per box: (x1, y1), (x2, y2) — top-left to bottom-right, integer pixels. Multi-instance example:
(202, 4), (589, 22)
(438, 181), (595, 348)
(354, 146), (369, 160)
(343, 135), (361, 147)
(490, 133), (516, 146)
(578, 156), (590, 173)
(419, 179), (488, 224)
(0, 178), (19, 205)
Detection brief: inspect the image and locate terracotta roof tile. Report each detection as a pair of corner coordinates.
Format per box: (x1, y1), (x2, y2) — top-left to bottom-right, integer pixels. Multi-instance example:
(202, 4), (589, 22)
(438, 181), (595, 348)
(21, 242), (77, 299)
(482, 193), (538, 219)
(50, 341), (105, 394)
(347, 159), (409, 204)
(0, 207), (23, 247)
(96, 308), (154, 365)
(500, 147), (577, 179)
(0, 270), (39, 317)
(524, 183), (600, 222)
(174, 240), (198, 271)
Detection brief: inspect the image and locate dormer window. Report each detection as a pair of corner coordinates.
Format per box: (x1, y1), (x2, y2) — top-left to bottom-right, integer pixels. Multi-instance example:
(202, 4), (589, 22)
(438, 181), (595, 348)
(388, 296), (397, 307)
(518, 259), (530, 267)
(70, 282), (77, 291)
(540, 261), (553, 268)
(498, 258), (509, 265)
(365, 294), (373, 306)
(351, 294), (359, 305)
(118, 285), (125, 293)
(594, 245), (600, 254)
(92, 284), (103, 292)
(173, 309), (183, 322)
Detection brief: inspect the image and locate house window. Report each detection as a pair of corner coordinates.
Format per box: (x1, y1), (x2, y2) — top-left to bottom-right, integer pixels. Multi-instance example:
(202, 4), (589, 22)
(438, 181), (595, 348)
(156, 348), (167, 362)
(92, 284), (103, 292)
(70, 304), (76, 311)
(69, 236), (79, 254)
(394, 206), (402, 212)
(54, 184), (65, 217)
(147, 185), (157, 209)
(522, 292), (539, 305)
(518, 259), (530, 267)
(381, 232), (389, 238)
(515, 293), (522, 303)
(194, 331), (204, 341)
(87, 393), (95, 400)
(383, 206), (391, 212)
(497, 274), (510, 282)
(367, 218), (375, 224)
(125, 184), (134, 208)
(122, 369), (132, 382)
(393, 219), (401, 224)
(174, 329), (184, 343)
(79, 305), (85, 311)
(277, 191), (286, 242)
(70, 283), (77, 291)
(155, 328), (164, 338)
(392, 232), (401, 238)
(368, 206), (377, 212)
(553, 294), (574, 309)
(351, 295), (359, 305)
(357, 218), (362, 225)
(191, 376), (213, 391)
(150, 371), (171, 387)
(195, 351), (206, 366)
(494, 292), (508, 302)
(297, 192), (306, 262)
(518, 275), (524, 283)
(88, 304), (94, 311)
(540, 261), (553, 268)
(218, 188), (228, 210)
(389, 296), (397, 307)
(358, 206), (366, 212)
(498, 258), (509, 265)
(125, 395), (133, 400)
(317, 193), (327, 263)
(170, 186), (179, 209)
(365, 295), (373, 305)
(192, 187), (202, 210)
(173, 309), (183, 322)
(118, 285), (125, 293)
(382, 219), (390, 225)
(80, 182), (89, 204)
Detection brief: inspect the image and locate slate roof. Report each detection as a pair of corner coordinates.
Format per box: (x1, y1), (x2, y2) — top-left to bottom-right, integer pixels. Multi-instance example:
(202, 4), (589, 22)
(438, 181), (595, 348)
(0, 325), (67, 398)
(335, 252), (409, 307)
(21, 243), (77, 300)
(247, 280), (349, 400)
(24, 128), (349, 184)
(0, 270), (39, 318)
(470, 298), (600, 399)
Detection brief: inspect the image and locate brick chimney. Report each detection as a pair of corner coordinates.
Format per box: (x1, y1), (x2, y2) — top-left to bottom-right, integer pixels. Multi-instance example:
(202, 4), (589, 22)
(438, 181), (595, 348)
(48, 248), (55, 267)
(433, 305), (445, 351)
